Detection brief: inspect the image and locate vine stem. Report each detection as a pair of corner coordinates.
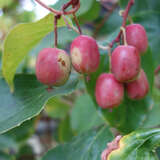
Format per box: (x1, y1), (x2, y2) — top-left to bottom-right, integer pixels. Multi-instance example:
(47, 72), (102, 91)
(109, 0), (135, 48)
(35, 0), (82, 47)
(35, 0), (80, 15)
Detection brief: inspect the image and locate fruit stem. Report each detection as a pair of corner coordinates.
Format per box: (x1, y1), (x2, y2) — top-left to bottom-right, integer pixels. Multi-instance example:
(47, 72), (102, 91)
(54, 15), (61, 48)
(62, 0), (82, 35)
(109, 0), (134, 48)
(120, 27), (128, 46)
(72, 13), (82, 35)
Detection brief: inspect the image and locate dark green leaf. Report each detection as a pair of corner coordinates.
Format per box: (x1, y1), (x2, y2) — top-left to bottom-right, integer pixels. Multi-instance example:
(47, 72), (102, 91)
(71, 94), (104, 134)
(119, 0), (160, 13)
(0, 73), (78, 134)
(58, 116), (74, 143)
(43, 126), (113, 160)
(3, 119), (35, 143)
(0, 135), (18, 152)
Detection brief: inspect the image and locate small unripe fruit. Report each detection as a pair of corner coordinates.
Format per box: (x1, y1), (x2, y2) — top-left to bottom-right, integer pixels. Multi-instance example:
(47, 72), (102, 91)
(70, 35), (100, 74)
(36, 48), (71, 87)
(126, 24), (148, 54)
(95, 73), (124, 109)
(126, 69), (149, 100)
(111, 45), (140, 82)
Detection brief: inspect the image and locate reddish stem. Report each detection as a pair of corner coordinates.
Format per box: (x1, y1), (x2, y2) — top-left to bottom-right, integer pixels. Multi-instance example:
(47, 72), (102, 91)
(72, 13), (82, 34)
(62, 0), (82, 35)
(35, 0), (81, 47)
(54, 15), (61, 48)
(109, 0), (134, 48)
(35, 0), (80, 15)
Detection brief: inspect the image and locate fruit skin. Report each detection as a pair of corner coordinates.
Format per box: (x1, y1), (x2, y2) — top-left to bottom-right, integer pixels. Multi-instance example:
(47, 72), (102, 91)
(95, 73), (124, 109)
(111, 45), (140, 82)
(70, 35), (100, 74)
(126, 24), (148, 54)
(36, 48), (71, 86)
(126, 69), (149, 100)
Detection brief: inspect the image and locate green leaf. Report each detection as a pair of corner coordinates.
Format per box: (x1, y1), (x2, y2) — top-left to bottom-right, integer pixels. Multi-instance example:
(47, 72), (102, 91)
(43, 126), (114, 160)
(0, 135), (18, 152)
(78, 0), (100, 23)
(16, 144), (36, 160)
(45, 97), (70, 119)
(0, 151), (15, 160)
(142, 88), (160, 128)
(119, 0), (160, 13)
(2, 14), (67, 90)
(103, 97), (151, 134)
(0, 73), (78, 134)
(108, 128), (160, 160)
(58, 116), (74, 143)
(0, 0), (12, 8)
(3, 119), (35, 143)
(71, 94), (104, 134)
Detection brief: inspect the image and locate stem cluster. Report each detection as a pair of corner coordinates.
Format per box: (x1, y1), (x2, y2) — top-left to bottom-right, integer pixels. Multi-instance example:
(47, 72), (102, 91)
(35, 0), (82, 47)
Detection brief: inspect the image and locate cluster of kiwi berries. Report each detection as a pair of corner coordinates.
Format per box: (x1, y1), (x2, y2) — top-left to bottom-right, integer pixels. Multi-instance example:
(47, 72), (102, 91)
(35, 23), (148, 109)
(96, 24), (149, 109)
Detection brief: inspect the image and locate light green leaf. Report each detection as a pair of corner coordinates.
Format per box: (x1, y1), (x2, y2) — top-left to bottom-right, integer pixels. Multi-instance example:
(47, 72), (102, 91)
(0, 0), (12, 8)
(3, 119), (35, 143)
